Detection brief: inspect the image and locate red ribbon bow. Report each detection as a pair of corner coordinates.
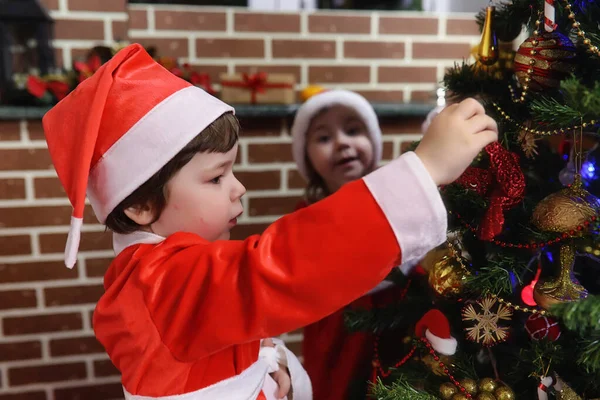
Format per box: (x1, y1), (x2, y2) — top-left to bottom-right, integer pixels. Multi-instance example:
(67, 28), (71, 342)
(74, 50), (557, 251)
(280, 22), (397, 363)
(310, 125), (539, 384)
(221, 72), (292, 104)
(74, 54), (102, 83)
(454, 142), (526, 240)
(26, 75), (70, 101)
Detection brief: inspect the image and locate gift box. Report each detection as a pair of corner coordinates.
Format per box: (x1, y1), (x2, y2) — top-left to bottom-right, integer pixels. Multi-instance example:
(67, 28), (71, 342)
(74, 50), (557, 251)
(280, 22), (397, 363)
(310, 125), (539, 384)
(219, 72), (295, 105)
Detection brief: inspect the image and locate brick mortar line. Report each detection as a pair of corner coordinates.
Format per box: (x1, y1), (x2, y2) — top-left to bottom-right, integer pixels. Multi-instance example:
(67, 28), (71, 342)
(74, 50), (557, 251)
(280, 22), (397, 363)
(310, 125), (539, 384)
(0, 225), (105, 235)
(162, 57), (462, 69)
(58, 0), (67, 13)
(226, 8), (234, 36)
(147, 5), (156, 32)
(0, 376), (122, 393)
(0, 304), (95, 318)
(128, 4), (474, 18)
(0, 279), (106, 292)
(0, 171), (57, 178)
(130, 29), (478, 42)
(49, 10), (129, 20)
(0, 250), (113, 263)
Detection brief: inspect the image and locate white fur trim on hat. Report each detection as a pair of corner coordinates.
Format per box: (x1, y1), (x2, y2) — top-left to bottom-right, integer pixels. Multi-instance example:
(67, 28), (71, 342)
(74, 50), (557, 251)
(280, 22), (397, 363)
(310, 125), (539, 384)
(87, 86), (233, 223)
(290, 90), (382, 181)
(425, 328), (458, 356)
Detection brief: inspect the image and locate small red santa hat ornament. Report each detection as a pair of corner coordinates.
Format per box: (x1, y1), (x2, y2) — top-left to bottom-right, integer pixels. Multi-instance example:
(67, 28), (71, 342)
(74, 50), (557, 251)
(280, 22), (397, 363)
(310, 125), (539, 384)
(42, 43), (233, 268)
(415, 309), (458, 356)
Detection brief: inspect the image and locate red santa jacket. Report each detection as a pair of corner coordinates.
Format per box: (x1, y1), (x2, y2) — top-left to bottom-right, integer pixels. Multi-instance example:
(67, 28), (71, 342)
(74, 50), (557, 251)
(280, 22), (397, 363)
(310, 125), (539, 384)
(296, 203), (418, 400)
(92, 152), (446, 399)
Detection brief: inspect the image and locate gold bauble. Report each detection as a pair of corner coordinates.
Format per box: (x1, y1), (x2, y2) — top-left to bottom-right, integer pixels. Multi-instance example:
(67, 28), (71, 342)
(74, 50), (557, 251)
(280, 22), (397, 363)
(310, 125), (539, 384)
(494, 386), (515, 400)
(532, 178), (600, 233)
(531, 179), (597, 309)
(477, 392), (497, 400)
(534, 244), (588, 309)
(440, 382), (458, 400)
(478, 377), (498, 393)
(460, 378), (479, 395)
(452, 394), (469, 400)
(421, 244), (451, 273)
(555, 377), (583, 400)
(424, 244), (467, 297)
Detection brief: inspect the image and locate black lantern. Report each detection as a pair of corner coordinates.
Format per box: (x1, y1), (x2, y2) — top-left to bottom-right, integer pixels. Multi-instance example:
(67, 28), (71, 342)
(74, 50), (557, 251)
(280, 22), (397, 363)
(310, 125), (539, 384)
(0, 0), (55, 104)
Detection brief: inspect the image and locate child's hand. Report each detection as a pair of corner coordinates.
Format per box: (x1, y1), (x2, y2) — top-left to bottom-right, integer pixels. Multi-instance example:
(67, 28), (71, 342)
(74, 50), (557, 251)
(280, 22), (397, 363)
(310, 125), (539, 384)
(414, 98), (498, 186)
(262, 338), (291, 399)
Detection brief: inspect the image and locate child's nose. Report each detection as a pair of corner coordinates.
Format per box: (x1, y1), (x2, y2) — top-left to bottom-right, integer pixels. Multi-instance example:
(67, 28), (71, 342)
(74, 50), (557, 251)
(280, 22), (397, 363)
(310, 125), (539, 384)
(231, 176), (246, 200)
(335, 133), (351, 148)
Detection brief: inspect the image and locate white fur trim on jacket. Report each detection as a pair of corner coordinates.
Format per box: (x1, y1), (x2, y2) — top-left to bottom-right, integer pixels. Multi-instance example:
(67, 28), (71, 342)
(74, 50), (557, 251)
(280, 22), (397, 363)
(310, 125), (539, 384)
(425, 329), (457, 356)
(291, 89), (382, 181)
(122, 341), (311, 400)
(363, 151), (447, 265)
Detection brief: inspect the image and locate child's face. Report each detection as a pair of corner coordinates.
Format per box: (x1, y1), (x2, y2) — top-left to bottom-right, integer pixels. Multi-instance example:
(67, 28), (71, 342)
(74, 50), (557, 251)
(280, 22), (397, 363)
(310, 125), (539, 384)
(306, 106), (374, 193)
(149, 143), (246, 241)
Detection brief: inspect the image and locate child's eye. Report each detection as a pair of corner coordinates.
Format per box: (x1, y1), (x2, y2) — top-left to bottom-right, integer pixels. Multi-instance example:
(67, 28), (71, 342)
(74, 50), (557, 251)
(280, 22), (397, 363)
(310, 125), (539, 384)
(317, 135), (330, 143)
(210, 176), (222, 184)
(347, 126), (361, 135)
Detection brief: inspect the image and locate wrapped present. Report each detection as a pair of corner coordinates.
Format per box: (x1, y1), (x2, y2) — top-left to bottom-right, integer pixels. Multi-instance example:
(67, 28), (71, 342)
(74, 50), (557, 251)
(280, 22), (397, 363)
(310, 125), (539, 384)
(220, 72), (295, 104)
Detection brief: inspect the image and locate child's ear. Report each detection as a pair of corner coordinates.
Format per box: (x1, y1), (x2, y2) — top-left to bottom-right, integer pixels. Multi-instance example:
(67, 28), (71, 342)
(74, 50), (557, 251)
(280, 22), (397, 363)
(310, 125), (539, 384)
(123, 204), (155, 226)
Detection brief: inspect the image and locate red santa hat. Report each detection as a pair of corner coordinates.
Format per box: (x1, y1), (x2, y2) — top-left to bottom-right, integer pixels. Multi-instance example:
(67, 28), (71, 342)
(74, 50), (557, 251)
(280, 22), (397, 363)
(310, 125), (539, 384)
(42, 43), (234, 269)
(290, 87), (382, 181)
(415, 309), (458, 356)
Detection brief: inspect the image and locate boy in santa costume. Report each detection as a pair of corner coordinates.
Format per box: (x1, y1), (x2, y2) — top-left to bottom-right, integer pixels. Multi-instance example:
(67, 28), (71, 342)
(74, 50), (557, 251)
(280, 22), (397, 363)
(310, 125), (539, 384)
(42, 43), (497, 399)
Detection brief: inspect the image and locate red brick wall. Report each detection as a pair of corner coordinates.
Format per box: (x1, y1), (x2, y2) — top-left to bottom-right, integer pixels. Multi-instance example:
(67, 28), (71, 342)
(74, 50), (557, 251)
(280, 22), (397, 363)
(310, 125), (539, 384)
(0, 3), (480, 398)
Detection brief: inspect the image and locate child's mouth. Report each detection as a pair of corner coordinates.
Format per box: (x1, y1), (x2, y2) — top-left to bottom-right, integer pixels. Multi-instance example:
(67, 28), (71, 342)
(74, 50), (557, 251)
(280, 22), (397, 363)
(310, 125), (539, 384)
(229, 211), (243, 226)
(335, 156), (359, 166)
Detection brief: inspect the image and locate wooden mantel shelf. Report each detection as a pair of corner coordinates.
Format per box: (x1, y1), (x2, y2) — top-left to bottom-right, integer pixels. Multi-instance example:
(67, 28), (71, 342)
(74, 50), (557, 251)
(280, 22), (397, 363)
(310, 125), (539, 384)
(0, 103), (435, 120)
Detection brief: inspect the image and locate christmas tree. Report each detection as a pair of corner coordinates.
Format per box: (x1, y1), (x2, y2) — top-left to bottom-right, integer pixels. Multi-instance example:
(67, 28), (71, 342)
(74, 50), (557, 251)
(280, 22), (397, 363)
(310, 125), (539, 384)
(348, 1), (600, 399)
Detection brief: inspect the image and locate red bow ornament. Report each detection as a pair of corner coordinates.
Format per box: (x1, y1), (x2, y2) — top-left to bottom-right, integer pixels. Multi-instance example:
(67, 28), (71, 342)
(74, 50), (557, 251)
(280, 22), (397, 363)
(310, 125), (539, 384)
(221, 72), (293, 104)
(454, 142), (526, 240)
(26, 75), (70, 101)
(181, 64), (216, 96)
(240, 72), (268, 103)
(74, 54), (102, 83)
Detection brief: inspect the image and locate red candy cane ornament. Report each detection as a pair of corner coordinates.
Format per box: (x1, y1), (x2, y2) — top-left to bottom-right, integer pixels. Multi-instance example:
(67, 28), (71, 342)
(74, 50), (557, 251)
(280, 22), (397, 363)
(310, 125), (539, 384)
(544, 0), (557, 32)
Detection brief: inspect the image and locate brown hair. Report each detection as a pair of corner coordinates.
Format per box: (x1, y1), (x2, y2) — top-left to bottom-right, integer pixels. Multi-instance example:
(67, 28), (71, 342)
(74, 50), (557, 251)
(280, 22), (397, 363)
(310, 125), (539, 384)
(105, 112), (240, 234)
(304, 160), (329, 205)
(302, 107), (331, 205)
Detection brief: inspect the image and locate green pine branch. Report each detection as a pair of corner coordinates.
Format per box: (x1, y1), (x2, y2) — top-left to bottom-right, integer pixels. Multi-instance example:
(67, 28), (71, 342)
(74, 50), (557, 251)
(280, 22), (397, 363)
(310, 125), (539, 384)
(443, 63), (512, 103)
(475, 0), (533, 42)
(551, 295), (600, 335)
(463, 265), (514, 296)
(512, 339), (566, 379)
(577, 332), (600, 374)
(344, 291), (431, 333)
(368, 377), (438, 400)
(529, 78), (600, 127)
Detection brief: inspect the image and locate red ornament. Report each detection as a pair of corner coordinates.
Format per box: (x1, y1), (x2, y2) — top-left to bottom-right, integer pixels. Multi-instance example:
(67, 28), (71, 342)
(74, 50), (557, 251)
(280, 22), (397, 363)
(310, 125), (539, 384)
(514, 32), (577, 91)
(521, 261), (543, 307)
(454, 142), (526, 240)
(525, 314), (561, 341)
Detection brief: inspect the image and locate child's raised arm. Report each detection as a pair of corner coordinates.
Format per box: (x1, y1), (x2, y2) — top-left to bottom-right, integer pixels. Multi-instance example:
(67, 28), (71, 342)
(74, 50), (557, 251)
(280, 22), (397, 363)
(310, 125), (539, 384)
(95, 152), (445, 362)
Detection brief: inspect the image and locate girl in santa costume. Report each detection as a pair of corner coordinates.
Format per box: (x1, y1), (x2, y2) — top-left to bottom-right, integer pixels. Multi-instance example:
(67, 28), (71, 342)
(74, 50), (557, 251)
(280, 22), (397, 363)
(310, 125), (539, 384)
(41, 43), (497, 400)
(291, 88), (424, 399)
